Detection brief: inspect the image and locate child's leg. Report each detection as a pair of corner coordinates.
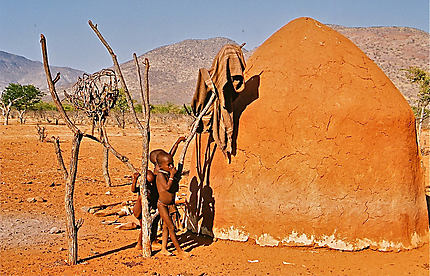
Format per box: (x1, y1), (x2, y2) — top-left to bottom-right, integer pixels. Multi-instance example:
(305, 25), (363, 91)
(134, 196), (143, 249)
(133, 195), (142, 219)
(150, 214), (160, 242)
(158, 202), (187, 256)
(160, 218), (170, 255)
(136, 218), (142, 250)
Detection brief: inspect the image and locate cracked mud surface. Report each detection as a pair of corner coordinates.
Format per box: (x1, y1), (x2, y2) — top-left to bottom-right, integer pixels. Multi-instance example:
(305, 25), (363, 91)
(189, 17), (428, 251)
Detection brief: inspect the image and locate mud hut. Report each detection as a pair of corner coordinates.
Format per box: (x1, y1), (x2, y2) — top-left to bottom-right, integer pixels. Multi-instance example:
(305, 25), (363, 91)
(187, 17), (428, 251)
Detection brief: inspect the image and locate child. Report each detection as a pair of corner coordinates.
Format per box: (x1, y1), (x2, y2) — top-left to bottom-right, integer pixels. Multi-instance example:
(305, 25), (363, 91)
(131, 136), (186, 250)
(130, 170), (159, 250)
(150, 136), (185, 174)
(156, 151), (190, 257)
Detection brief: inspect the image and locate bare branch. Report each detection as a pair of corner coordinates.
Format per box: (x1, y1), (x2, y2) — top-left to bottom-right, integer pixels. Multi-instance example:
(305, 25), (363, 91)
(178, 92), (217, 171)
(89, 21), (152, 257)
(88, 20), (144, 134)
(76, 218), (84, 230)
(97, 127), (139, 174)
(51, 136), (69, 180)
(53, 72), (61, 84)
(40, 34), (79, 134)
(183, 104), (194, 117)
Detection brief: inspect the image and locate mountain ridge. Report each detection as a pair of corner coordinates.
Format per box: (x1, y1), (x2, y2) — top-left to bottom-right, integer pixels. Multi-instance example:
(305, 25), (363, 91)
(1, 25), (428, 106)
(0, 50), (84, 94)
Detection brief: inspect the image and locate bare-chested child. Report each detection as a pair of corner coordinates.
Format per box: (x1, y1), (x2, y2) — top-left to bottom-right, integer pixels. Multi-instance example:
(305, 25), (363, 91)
(156, 151), (190, 257)
(130, 136), (186, 250)
(130, 170), (158, 250)
(150, 136), (185, 174)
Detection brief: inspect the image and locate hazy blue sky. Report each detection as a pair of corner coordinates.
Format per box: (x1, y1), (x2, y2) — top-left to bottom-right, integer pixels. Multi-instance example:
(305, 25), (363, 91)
(1, 0), (428, 73)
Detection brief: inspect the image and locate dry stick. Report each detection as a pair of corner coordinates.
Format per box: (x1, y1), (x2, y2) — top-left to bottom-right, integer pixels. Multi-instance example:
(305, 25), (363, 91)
(102, 146), (111, 187)
(65, 132), (84, 264)
(85, 130), (138, 174)
(88, 21), (144, 133)
(99, 122), (112, 187)
(41, 37), (78, 135)
(177, 92), (217, 172)
(134, 55), (152, 257)
(52, 136), (69, 181)
(88, 20), (152, 257)
(40, 34), (83, 265)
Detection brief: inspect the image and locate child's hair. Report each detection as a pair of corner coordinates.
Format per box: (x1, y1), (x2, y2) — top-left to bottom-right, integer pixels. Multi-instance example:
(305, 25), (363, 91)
(150, 149), (166, 165)
(155, 151), (171, 166)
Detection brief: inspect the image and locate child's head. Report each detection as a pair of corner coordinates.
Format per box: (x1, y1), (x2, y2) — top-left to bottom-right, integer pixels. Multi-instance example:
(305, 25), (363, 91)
(156, 151), (174, 171)
(150, 149), (166, 166)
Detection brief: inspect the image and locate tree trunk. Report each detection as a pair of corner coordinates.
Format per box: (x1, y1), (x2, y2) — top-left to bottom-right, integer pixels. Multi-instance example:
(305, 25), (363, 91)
(65, 132), (83, 265)
(4, 108), (10, 125)
(18, 110), (26, 124)
(41, 34), (83, 265)
(121, 110), (125, 129)
(135, 55), (152, 257)
(418, 106), (425, 138)
(89, 22), (151, 256)
(91, 119), (95, 136)
(102, 146), (111, 186)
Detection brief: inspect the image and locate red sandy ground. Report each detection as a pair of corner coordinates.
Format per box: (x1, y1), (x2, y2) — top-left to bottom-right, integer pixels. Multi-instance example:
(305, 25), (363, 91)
(0, 123), (428, 275)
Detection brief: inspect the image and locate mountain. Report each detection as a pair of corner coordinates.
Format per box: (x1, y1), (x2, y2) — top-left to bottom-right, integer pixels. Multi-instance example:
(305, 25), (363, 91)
(118, 27), (428, 105)
(329, 25), (429, 104)
(0, 50), (84, 94)
(119, 37), (246, 104)
(1, 25), (428, 106)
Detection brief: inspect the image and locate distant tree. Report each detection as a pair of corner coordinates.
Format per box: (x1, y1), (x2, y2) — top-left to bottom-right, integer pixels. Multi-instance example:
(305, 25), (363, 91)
(404, 67), (430, 136)
(1, 83), (45, 124)
(112, 88), (129, 128)
(0, 89), (23, 125)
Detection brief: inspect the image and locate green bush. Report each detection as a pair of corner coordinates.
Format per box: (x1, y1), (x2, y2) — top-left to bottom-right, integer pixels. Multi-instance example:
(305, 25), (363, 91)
(150, 103), (187, 114)
(411, 106), (430, 121)
(31, 101), (57, 111)
(134, 103), (143, 113)
(31, 101), (189, 115)
(29, 101), (74, 111)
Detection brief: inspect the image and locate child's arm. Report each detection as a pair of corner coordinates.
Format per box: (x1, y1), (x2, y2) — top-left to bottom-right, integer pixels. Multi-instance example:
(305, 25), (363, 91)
(169, 136), (186, 157)
(130, 172), (140, 193)
(157, 167), (177, 191)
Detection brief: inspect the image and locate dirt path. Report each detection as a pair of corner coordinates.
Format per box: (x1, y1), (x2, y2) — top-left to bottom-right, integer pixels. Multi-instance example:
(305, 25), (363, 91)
(0, 123), (428, 275)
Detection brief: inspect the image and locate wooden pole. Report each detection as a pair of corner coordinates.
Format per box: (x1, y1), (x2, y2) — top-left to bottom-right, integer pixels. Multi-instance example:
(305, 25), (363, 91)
(135, 55), (152, 257)
(177, 92), (216, 172)
(88, 20), (152, 257)
(102, 146), (112, 187)
(40, 34), (83, 265)
(65, 132), (84, 264)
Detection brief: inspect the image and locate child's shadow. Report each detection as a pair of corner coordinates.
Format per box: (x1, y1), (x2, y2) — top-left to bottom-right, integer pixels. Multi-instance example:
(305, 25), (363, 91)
(168, 230), (214, 252)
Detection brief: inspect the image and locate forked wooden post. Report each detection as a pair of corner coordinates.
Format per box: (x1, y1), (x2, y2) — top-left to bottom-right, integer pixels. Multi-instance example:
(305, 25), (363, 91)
(88, 20), (152, 257)
(40, 34), (83, 265)
(135, 55), (152, 256)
